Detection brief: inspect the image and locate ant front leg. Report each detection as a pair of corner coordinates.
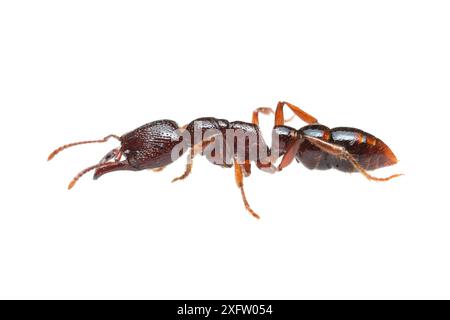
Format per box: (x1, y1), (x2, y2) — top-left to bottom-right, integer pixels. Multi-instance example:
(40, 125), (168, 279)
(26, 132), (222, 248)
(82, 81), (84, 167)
(171, 147), (196, 183)
(171, 139), (215, 183)
(304, 136), (403, 181)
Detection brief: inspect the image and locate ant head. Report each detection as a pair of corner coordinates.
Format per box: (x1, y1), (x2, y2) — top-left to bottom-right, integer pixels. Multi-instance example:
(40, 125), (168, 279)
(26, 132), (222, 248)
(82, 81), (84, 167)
(110, 120), (183, 171)
(48, 120), (185, 189)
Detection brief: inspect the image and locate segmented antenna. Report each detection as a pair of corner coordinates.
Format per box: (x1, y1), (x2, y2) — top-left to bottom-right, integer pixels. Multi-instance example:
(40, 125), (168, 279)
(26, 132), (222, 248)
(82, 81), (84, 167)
(48, 135), (120, 161)
(68, 162), (117, 190)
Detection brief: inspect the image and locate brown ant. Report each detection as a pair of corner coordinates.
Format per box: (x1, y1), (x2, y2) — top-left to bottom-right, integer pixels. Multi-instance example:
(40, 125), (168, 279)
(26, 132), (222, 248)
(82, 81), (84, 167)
(48, 102), (401, 219)
(252, 101), (402, 181)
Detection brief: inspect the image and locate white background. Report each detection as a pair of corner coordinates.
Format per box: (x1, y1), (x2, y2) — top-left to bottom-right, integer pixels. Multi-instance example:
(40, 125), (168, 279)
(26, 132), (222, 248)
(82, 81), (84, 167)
(1, 1), (449, 299)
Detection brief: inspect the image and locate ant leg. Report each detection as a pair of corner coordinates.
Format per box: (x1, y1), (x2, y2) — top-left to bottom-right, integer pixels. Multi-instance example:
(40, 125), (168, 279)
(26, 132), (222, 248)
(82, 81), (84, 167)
(252, 107), (274, 125)
(275, 101), (318, 126)
(256, 139), (301, 173)
(171, 140), (214, 183)
(256, 160), (277, 173)
(304, 136), (403, 181)
(278, 139), (302, 171)
(252, 107), (295, 126)
(171, 147), (196, 183)
(152, 167), (166, 172)
(234, 159), (260, 219)
(243, 160), (252, 177)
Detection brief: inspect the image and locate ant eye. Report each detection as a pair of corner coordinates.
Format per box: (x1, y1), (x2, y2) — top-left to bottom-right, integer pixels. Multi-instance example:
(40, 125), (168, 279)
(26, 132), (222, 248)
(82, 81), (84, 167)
(108, 152), (117, 160)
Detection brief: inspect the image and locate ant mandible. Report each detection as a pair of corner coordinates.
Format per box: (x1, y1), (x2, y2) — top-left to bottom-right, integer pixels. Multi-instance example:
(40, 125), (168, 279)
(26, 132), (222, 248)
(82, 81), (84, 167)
(48, 101), (401, 219)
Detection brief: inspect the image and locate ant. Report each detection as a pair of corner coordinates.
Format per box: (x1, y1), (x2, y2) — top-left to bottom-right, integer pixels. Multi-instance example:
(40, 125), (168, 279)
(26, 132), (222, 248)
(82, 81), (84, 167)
(48, 102), (401, 219)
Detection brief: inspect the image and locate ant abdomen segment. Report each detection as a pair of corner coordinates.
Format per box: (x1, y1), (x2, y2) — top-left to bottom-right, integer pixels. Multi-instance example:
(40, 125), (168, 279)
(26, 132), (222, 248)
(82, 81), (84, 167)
(295, 125), (398, 172)
(256, 102), (402, 183)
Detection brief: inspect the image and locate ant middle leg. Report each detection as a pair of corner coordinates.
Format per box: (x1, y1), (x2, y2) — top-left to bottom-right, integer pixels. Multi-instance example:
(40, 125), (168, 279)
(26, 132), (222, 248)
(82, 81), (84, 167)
(252, 107), (274, 126)
(252, 106), (294, 126)
(275, 101), (318, 126)
(234, 158), (260, 219)
(243, 160), (252, 177)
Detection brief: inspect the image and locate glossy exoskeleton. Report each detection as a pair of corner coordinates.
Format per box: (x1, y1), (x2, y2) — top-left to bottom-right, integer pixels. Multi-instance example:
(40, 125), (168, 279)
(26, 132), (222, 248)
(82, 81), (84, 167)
(48, 117), (272, 218)
(252, 102), (400, 181)
(48, 101), (401, 219)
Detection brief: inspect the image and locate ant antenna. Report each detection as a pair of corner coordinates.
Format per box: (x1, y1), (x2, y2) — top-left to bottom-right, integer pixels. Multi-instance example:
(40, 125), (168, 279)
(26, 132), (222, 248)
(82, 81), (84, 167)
(68, 162), (118, 190)
(48, 135), (121, 161)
